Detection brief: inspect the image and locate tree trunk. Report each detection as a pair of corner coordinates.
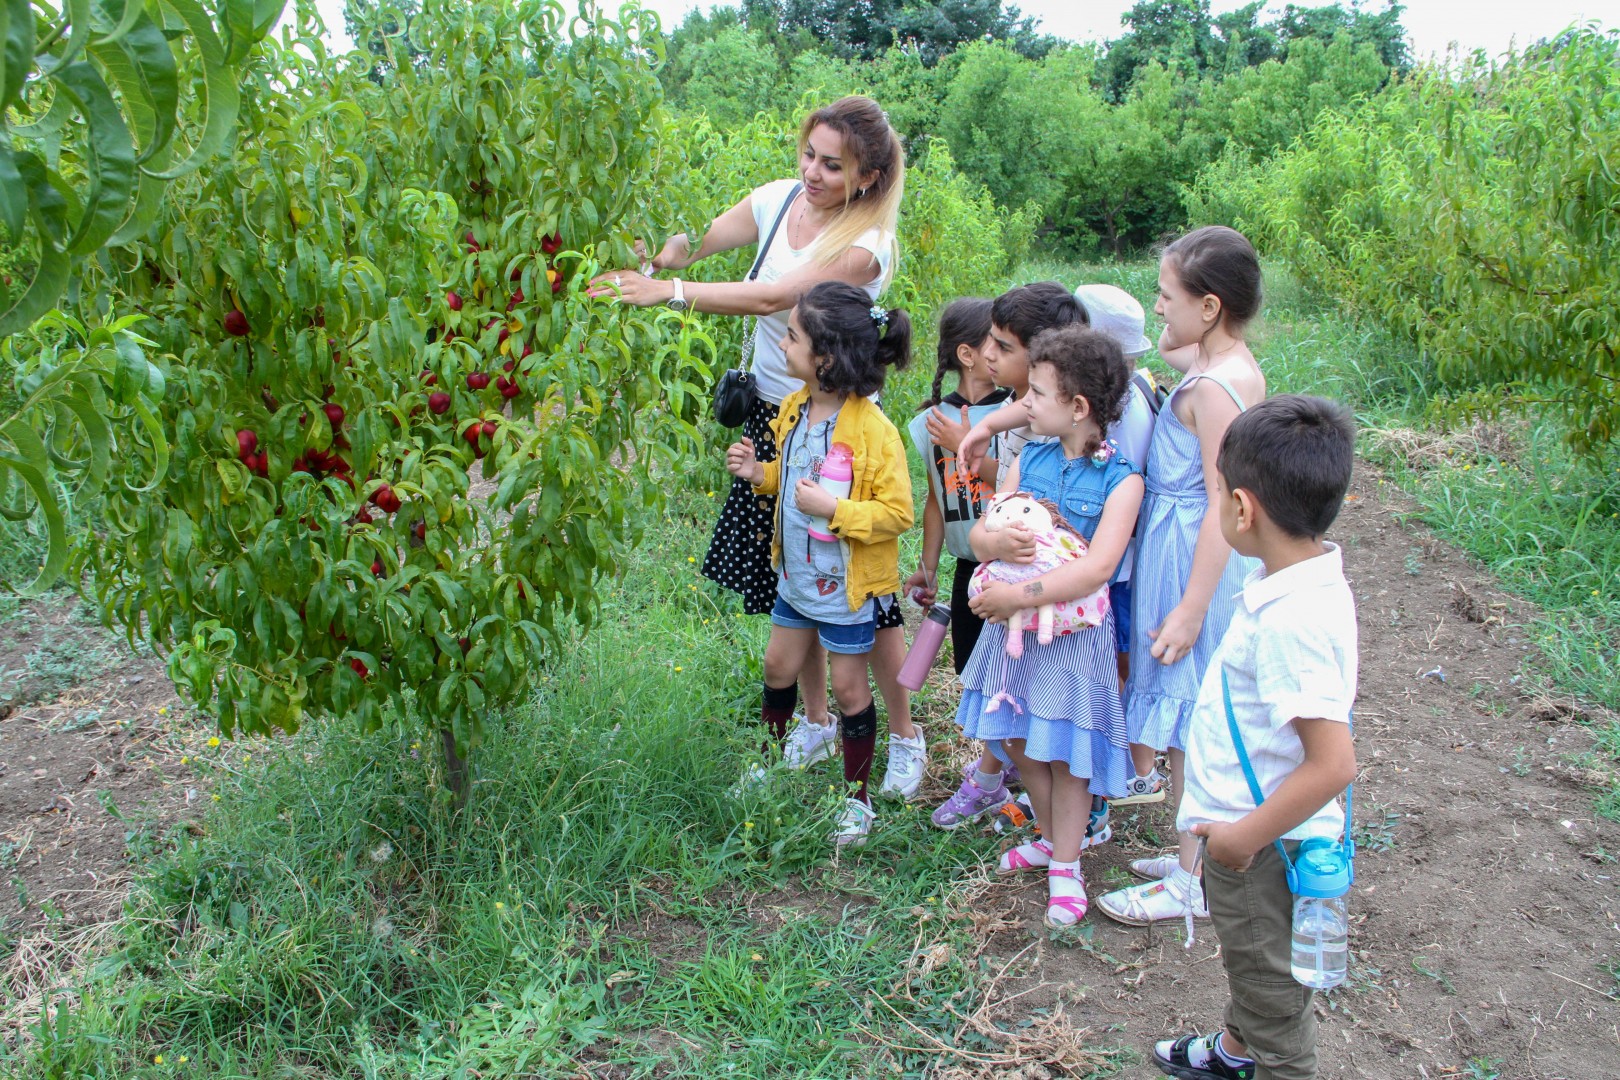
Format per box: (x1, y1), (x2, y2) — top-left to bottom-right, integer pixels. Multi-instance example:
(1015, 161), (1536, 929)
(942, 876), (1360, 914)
(440, 728), (470, 805)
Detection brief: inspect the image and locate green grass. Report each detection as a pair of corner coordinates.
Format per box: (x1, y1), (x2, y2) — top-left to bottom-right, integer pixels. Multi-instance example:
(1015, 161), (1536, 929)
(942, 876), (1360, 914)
(2, 486), (1066, 1079)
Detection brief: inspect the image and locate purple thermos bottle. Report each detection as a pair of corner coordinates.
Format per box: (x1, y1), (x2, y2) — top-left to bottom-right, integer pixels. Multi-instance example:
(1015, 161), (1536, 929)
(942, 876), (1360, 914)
(898, 604), (951, 691)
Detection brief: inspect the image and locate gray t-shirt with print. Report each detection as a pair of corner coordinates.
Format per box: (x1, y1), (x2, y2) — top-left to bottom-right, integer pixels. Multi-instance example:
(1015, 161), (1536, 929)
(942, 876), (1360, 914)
(777, 409), (873, 625)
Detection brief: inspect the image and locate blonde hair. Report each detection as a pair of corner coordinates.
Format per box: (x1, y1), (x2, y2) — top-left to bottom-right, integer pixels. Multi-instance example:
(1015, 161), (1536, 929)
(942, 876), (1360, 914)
(797, 96), (904, 291)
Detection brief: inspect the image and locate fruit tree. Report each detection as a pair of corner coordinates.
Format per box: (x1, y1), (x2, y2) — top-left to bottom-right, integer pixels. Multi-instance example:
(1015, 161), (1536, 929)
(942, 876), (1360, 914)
(76, 0), (711, 792)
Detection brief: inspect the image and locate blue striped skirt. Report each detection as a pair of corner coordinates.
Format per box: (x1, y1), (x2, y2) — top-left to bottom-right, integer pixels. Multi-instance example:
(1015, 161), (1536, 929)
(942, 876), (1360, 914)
(954, 615), (1131, 798)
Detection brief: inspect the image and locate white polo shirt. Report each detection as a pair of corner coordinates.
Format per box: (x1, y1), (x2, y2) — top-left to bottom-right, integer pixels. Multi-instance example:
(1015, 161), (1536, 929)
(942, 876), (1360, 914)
(1178, 543), (1358, 842)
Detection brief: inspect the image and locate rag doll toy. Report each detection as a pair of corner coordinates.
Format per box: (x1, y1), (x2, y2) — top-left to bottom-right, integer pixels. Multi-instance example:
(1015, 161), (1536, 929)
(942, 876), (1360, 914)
(969, 493), (1110, 710)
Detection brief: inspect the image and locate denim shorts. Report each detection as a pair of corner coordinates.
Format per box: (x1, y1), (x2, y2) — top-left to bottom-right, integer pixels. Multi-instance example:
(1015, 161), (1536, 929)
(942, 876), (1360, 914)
(1110, 580), (1132, 654)
(771, 597), (877, 655)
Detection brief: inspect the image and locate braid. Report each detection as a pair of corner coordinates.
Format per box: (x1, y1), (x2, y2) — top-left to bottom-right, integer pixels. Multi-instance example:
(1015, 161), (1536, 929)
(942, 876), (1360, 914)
(926, 365), (946, 411)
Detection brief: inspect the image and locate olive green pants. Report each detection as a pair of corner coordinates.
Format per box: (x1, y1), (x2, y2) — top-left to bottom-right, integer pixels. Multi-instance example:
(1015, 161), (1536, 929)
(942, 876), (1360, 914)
(1204, 842), (1319, 1080)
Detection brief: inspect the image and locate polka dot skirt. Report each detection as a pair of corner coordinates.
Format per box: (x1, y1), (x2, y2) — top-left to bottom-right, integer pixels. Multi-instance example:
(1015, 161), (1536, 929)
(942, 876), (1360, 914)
(701, 395), (902, 630)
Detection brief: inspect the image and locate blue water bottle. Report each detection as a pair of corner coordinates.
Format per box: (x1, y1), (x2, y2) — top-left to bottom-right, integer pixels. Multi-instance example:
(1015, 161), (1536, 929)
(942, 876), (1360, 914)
(1288, 838), (1351, 989)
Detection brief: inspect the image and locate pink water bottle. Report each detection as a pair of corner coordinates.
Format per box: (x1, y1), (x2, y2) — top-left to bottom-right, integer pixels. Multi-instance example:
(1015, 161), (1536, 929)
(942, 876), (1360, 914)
(807, 442), (853, 542)
(898, 604), (951, 691)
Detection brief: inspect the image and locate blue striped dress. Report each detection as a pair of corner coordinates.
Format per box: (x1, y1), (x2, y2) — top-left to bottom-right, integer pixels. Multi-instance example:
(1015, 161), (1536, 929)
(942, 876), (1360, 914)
(1125, 372), (1260, 752)
(954, 441), (1137, 798)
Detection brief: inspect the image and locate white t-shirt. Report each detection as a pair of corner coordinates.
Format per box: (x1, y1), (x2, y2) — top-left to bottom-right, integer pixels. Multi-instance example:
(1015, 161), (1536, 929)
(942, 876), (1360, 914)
(746, 179), (895, 405)
(1178, 544), (1359, 842)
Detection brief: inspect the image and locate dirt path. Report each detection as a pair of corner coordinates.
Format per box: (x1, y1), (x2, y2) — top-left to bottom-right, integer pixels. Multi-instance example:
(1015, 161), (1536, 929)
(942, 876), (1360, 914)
(2, 463), (1617, 1076)
(962, 464), (1620, 1080)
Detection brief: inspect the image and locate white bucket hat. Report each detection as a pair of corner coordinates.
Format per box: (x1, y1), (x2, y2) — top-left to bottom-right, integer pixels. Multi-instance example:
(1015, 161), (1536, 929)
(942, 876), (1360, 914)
(1075, 284), (1152, 360)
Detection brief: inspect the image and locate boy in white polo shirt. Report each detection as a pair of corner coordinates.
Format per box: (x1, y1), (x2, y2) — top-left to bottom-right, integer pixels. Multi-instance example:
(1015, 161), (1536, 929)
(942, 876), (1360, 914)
(1151, 395), (1358, 1080)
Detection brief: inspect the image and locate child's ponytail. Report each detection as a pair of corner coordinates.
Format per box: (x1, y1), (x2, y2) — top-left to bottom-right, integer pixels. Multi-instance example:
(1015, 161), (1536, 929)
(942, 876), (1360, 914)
(874, 306), (912, 375)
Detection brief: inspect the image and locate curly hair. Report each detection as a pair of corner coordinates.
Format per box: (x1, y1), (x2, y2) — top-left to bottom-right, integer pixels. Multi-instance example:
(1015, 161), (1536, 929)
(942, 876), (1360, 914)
(1026, 325), (1130, 453)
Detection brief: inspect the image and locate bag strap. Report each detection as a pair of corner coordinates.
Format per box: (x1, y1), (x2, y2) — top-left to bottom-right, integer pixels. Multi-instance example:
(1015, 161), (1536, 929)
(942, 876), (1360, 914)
(1221, 670), (1356, 887)
(738, 182), (803, 377)
(747, 182), (802, 282)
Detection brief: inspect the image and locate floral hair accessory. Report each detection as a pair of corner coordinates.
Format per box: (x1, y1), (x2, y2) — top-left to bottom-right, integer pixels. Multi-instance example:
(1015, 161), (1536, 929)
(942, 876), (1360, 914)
(1090, 438), (1119, 468)
(869, 304), (888, 338)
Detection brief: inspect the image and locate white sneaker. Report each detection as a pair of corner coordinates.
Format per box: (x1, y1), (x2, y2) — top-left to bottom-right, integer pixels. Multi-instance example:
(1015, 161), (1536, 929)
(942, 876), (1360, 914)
(1129, 854), (1181, 881)
(781, 715), (839, 770)
(1096, 872), (1209, 926)
(876, 726), (927, 800)
(727, 762), (769, 798)
(833, 798), (877, 847)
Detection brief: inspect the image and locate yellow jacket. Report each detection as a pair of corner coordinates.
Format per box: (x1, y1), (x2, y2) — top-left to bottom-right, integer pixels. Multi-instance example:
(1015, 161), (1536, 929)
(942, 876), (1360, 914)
(756, 389), (914, 612)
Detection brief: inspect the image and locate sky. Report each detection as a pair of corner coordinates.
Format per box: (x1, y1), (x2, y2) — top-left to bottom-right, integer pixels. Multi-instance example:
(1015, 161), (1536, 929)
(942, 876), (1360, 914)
(303, 0), (1619, 60)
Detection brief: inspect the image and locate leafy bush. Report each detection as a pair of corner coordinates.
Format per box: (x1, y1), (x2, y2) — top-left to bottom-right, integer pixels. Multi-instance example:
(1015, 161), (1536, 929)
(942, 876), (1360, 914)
(1188, 28), (1620, 453)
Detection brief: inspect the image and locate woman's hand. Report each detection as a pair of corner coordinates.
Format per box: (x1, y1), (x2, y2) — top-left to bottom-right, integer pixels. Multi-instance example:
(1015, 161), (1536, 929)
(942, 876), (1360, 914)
(647, 234), (691, 272)
(967, 580), (1028, 624)
(1147, 602), (1204, 666)
(726, 437), (763, 484)
(903, 567), (937, 609)
(585, 268), (672, 307)
(924, 405), (972, 455)
(793, 477), (837, 520)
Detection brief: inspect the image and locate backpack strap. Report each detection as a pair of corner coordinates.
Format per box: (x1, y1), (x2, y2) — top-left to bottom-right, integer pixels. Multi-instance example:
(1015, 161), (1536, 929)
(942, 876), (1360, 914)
(1132, 371), (1166, 415)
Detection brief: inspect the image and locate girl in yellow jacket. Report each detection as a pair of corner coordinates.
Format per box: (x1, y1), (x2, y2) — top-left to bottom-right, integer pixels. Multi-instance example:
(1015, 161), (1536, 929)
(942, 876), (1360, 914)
(725, 281), (914, 847)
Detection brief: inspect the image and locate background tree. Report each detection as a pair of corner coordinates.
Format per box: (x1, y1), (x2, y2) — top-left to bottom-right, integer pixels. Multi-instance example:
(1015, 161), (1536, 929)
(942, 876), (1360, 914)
(344, 0), (431, 81)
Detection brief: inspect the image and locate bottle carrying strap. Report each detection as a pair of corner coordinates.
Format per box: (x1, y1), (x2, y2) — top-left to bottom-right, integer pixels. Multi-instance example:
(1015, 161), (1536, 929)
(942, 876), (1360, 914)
(1221, 670), (1355, 895)
(738, 183), (803, 377)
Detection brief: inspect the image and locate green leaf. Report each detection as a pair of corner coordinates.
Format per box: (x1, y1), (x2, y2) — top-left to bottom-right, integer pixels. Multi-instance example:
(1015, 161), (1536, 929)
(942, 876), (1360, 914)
(1, 0), (35, 114)
(0, 439), (69, 594)
(53, 61), (138, 254)
(36, 0), (94, 76)
(0, 143), (23, 237)
(145, 0), (238, 179)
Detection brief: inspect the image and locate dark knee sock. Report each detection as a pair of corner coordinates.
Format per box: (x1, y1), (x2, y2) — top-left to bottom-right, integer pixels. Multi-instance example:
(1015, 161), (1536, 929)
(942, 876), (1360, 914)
(839, 701), (878, 804)
(761, 682), (798, 759)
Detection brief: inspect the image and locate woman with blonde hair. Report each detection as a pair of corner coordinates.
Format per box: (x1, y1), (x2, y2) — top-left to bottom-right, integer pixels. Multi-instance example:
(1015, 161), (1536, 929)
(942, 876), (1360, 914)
(590, 96), (925, 801)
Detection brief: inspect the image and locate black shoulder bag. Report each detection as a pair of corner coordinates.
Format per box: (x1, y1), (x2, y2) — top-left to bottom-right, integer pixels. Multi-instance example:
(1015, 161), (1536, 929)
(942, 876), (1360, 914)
(712, 182), (803, 428)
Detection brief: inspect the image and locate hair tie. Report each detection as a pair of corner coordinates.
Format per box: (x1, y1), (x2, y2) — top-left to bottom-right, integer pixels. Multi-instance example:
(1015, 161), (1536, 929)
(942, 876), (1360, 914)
(869, 305), (889, 339)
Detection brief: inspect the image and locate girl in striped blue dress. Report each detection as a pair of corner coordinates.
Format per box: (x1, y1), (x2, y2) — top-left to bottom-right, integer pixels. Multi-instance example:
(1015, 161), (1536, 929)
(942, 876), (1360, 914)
(955, 325), (1143, 928)
(1098, 226), (1267, 928)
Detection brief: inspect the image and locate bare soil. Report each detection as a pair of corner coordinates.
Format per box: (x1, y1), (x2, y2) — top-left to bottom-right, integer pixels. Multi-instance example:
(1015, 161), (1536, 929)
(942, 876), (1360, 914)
(0, 597), (199, 1020)
(2, 463), (1618, 1078)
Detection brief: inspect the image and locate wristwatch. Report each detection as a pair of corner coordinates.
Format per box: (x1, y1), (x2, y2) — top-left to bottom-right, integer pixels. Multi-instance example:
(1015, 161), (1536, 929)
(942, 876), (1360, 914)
(667, 278), (689, 312)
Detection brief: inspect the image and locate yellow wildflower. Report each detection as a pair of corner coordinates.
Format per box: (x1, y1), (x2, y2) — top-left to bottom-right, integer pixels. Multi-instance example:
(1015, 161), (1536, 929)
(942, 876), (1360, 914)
(207, 737), (220, 748)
